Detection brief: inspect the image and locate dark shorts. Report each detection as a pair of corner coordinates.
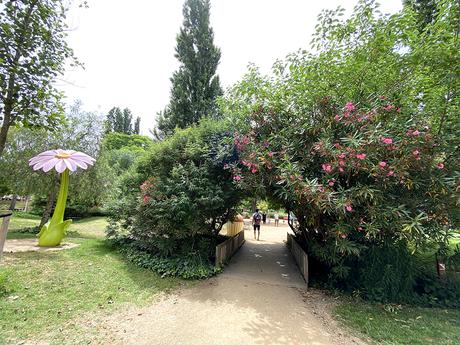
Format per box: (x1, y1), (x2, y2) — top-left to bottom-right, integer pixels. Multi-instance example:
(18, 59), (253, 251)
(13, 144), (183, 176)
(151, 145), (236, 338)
(253, 224), (260, 231)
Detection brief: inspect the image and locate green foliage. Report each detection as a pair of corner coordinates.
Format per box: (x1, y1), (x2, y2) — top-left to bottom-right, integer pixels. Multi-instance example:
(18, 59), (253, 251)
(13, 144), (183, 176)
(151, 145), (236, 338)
(0, 0), (79, 156)
(102, 132), (152, 152)
(155, 0), (222, 138)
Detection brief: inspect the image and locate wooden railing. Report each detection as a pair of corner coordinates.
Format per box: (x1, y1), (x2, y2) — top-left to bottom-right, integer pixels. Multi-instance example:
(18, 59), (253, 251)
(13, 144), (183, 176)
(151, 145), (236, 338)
(286, 232), (308, 286)
(0, 211), (12, 258)
(215, 230), (245, 268)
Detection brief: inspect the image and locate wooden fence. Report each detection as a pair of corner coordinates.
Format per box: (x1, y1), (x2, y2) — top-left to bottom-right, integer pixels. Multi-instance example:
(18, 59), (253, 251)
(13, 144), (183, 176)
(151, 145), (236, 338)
(286, 232), (309, 286)
(215, 230), (245, 268)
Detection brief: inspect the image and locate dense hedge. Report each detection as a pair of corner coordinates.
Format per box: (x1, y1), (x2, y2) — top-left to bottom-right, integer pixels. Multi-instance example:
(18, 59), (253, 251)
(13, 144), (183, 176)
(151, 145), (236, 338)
(107, 119), (243, 278)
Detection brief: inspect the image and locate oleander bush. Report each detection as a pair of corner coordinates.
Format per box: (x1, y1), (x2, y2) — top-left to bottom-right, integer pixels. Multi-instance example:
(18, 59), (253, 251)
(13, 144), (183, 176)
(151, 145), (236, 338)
(222, 0), (459, 303)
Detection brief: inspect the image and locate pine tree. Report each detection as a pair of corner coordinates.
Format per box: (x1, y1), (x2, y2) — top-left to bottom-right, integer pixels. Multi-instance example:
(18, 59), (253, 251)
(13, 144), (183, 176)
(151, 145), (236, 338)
(155, 0), (222, 138)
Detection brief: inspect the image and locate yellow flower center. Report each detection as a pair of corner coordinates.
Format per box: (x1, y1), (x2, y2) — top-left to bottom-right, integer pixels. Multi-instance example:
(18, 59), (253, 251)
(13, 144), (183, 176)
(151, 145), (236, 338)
(55, 152), (72, 159)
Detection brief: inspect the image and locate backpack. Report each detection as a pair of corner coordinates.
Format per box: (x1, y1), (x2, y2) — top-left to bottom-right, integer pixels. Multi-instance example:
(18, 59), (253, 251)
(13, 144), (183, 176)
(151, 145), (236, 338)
(253, 212), (262, 224)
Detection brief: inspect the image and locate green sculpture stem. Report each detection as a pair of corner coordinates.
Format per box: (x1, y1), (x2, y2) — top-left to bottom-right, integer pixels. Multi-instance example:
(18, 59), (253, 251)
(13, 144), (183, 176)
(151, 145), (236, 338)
(50, 169), (69, 227)
(38, 169), (72, 247)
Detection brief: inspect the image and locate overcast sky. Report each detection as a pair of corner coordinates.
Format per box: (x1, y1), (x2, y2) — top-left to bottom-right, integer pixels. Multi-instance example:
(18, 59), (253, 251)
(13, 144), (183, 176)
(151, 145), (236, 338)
(59, 0), (403, 135)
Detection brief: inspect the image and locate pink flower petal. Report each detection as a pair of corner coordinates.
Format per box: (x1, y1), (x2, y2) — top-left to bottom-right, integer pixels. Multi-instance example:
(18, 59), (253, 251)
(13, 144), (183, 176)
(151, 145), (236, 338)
(71, 153), (95, 164)
(33, 157), (55, 171)
(42, 158), (60, 172)
(55, 160), (67, 173)
(72, 159), (88, 170)
(64, 158), (78, 172)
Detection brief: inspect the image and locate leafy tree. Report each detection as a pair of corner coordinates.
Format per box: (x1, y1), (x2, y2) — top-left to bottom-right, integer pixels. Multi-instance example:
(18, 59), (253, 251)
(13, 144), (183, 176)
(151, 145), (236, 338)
(0, 0), (78, 157)
(105, 107), (140, 134)
(155, 0), (222, 138)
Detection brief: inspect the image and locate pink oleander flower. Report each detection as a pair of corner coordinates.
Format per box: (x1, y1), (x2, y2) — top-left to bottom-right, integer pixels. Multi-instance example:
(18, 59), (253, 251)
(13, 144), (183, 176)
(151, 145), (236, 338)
(356, 153), (366, 160)
(396, 108), (401, 113)
(379, 161), (387, 169)
(345, 204), (353, 212)
(339, 167), (344, 173)
(251, 167), (258, 174)
(345, 102), (356, 111)
(29, 149), (95, 173)
(338, 153), (346, 159)
(381, 137), (393, 145)
(233, 175), (242, 181)
(437, 163), (445, 170)
(383, 104), (394, 111)
(339, 160), (346, 167)
(412, 130), (420, 136)
(334, 114), (341, 122)
(268, 151), (274, 157)
(387, 170), (395, 177)
(143, 195), (151, 204)
(328, 179), (335, 187)
(322, 163), (333, 173)
(412, 150), (420, 156)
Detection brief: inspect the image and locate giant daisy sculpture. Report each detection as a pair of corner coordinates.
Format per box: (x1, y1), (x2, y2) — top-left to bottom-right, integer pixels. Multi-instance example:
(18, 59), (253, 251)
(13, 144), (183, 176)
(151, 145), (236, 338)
(29, 149), (95, 247)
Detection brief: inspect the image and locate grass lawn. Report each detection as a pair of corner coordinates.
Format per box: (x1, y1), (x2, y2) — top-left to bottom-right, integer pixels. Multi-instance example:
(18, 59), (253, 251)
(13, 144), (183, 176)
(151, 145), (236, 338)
(335, 301), (460, 345)
(0, 214), (180, 345)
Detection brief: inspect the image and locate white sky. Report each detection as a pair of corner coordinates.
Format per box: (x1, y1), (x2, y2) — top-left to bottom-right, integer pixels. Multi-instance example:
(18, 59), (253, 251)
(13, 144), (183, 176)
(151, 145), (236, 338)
(59, 0), (402, 135)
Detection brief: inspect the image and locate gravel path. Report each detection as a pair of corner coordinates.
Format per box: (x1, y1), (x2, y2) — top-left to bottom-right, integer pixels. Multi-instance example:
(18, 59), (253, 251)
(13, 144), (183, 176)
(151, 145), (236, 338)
(92, 225), (367, 345)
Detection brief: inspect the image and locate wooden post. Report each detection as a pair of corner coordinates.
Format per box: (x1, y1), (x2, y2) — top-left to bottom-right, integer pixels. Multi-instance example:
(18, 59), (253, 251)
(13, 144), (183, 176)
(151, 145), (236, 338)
(0, 211), (13, 258)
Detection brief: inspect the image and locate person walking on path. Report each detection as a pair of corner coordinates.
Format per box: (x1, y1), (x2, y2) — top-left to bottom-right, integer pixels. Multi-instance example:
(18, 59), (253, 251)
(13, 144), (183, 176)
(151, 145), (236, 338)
(274, 212), (279, 227)
(252, 208), (262, 240)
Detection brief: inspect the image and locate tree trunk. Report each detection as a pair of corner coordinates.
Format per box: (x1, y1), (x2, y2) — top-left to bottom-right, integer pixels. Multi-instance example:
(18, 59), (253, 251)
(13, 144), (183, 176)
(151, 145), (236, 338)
(251, 198), (257, 212)
(24, 196), (30, 212)
(8, 195), (17, 211)
(0, 119), (10, 158)
(39, 190), (57, 229)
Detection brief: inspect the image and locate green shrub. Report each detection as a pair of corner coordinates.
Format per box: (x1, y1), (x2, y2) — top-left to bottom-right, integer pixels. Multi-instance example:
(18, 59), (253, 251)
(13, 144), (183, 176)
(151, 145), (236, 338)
(107, 119), (242, 278)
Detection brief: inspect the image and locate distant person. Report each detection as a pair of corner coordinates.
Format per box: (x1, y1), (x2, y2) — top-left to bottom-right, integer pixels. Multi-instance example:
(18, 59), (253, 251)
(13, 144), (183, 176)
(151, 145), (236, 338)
(262, 212), (267, 224)
(274, 213), (279, 227)
(252, 208), (262, 240)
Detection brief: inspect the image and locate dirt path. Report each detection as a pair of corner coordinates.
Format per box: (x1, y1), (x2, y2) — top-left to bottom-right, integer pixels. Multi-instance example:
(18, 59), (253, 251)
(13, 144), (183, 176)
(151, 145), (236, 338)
(91, 224), (366, 345)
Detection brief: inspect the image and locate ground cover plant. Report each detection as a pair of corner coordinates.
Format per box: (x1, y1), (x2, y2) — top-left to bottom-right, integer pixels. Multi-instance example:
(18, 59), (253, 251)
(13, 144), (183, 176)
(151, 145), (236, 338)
(0, 215), (179, 344)
(222, 0), (460, 307)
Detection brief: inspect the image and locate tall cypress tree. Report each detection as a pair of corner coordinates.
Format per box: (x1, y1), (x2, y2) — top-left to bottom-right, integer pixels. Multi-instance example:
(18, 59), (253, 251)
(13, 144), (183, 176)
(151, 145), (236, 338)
(155, 0), (222, 138)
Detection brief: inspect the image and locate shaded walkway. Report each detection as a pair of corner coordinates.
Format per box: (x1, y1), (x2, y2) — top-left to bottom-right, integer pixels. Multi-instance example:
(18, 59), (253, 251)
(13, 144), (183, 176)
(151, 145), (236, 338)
(222, 224), (305, 288)
(92, 224), (366, 345)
